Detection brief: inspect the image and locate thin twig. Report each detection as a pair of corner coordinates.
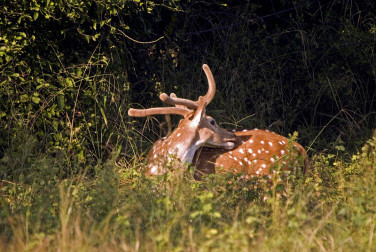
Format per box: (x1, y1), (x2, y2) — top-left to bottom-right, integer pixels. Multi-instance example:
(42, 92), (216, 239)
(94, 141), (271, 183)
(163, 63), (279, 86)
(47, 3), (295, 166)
(108, 24), (164, 44)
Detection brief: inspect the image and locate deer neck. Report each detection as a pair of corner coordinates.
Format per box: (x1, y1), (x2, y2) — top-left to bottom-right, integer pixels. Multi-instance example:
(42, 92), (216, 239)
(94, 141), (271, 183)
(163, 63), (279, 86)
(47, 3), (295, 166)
(147, 126), (203, 176)
(163, 129), (202, 164)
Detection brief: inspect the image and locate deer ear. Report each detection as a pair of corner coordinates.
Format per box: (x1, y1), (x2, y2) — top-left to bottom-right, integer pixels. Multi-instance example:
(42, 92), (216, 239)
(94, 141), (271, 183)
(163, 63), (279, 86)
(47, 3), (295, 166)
(191, 103), (206, 127)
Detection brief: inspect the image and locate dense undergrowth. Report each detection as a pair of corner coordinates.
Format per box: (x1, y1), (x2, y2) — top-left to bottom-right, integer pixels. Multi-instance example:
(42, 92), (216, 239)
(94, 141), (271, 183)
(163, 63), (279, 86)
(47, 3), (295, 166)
(1, 0), (376, 251)
(1, 133), (376, 251)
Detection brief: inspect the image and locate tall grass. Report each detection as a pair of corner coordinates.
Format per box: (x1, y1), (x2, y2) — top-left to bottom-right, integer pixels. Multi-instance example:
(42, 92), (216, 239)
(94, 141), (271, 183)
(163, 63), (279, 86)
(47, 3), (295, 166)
(1, 134), (376, 251)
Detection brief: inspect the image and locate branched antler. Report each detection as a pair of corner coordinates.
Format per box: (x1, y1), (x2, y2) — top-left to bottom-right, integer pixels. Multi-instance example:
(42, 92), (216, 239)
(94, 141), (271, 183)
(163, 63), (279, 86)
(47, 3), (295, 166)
(128, 64), (216, 117)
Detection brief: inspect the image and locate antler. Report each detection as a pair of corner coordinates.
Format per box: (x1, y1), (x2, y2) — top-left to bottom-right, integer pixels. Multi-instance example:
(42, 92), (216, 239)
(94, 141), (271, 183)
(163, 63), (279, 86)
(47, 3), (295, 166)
(159, 64), (216, 109)
(128, 107), (190, 117)
(128, 64), (216, 117)
(159, 93), (198, 110)
(199, 64), (216, 106)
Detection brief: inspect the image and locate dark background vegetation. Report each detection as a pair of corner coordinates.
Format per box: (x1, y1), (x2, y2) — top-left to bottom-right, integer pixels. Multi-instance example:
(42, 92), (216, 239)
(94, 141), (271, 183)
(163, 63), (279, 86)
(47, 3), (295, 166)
(1, 1), (375, 163)
(1, 1), (376, 250)
(1, 0), (375, 170)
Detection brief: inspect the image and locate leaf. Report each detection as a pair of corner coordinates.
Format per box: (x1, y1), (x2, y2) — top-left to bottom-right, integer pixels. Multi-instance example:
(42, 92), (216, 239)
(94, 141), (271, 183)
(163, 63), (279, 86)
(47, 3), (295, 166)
(57, 94), (64, 109)
(20, 94), (29, 102)
(66, 77), (74, 87)
(5, 55), (12, 62)
(32, 96), (40, 104)
(36, 83), (49, 89)
(100, 107), (108, 126)
(335, 145), (345, 151)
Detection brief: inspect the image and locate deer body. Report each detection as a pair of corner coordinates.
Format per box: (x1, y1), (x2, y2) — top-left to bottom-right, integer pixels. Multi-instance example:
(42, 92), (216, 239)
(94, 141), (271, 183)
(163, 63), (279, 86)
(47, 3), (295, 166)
(194, 129), (308, 178)
(128, 64), (308, 178)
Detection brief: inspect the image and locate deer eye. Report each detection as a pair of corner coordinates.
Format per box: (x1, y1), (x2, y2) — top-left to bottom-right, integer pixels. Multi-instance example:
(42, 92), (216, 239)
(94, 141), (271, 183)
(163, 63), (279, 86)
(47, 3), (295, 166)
(210, 119), (216, 126)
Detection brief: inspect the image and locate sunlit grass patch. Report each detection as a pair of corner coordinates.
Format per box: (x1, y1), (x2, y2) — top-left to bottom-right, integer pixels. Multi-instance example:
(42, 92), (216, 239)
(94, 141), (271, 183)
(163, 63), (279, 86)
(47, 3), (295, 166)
(1, 136), (376, 251)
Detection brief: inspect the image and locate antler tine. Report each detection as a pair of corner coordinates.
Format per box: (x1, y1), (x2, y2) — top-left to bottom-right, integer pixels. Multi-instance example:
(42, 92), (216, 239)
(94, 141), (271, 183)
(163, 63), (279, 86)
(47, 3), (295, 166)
(159, 64), (216, 109)
(159, 93), (198, 110)
(200, 64), (216, 106)
(170, 93), (187, 109)
(128, 107), (191, 117)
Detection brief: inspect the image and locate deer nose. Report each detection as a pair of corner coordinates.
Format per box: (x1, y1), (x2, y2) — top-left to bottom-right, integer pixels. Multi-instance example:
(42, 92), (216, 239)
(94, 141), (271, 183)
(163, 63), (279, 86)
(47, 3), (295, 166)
(224, 132), (237, 142)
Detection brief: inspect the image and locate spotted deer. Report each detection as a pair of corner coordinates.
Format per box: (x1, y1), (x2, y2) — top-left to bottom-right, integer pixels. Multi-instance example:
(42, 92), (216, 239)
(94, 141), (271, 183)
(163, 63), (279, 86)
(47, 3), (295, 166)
(128, 64), (308, 178)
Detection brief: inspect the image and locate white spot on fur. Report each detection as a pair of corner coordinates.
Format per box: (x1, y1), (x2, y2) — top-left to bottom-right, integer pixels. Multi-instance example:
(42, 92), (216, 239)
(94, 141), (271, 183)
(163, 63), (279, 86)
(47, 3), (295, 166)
(261, 164), (266, 168)
(270, 157), (275, 162)
(249, 139), (254, 144)
(239, 149), (244, 154)
(268, 142), (273, 146)
(150, 166), (158, 175)
(260, 140), (265, 144)
(281, 150), (285, 155)
(248, 149), (253, 154)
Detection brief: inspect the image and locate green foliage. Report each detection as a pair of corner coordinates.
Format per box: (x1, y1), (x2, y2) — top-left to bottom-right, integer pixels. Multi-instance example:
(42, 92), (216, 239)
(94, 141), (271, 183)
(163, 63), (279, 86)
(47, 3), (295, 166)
(0, 0), (152, 164)
(1, 135), (376, 250)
